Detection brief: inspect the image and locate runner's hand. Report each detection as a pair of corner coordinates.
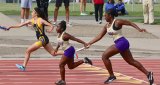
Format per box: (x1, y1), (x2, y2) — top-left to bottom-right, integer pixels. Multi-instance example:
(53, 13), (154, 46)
(85, 43), (91, 49)
(46, 29), (52, 33)
(53, 49), (58, 56)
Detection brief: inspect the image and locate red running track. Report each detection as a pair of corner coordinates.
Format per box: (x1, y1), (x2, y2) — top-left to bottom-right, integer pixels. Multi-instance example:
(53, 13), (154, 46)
(0, 59), (159, 85)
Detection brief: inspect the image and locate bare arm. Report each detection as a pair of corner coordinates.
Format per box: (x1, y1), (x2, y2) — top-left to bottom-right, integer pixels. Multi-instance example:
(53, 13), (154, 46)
(64, 33), (87, 47)
(88, 25), (107, 45)
(55, 44), (60, 53)
(118, 19), (146, 32)
(8, 20), (31, 29)
(41, 19), (54, 32)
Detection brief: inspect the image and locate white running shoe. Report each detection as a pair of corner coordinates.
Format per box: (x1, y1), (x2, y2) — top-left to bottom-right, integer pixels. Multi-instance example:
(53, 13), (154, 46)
(80, 12), (88, 16)
(52, 22), (57, 26)
(104, 76), (116, 84)
(67, 22), (72, 27)
(99, 20), (102, 24)
(21, 19), (25, 23)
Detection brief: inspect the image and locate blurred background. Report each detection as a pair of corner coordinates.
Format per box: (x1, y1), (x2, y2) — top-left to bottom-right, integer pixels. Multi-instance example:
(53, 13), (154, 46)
(0, 0), (159, 16)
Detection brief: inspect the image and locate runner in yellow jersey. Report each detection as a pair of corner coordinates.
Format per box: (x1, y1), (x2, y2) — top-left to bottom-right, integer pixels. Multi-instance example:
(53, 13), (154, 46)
(7, 7), (62, 71)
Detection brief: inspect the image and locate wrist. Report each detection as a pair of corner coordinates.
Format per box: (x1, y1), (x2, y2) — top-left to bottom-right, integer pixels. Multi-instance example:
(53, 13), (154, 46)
(88, 42), (92, 45)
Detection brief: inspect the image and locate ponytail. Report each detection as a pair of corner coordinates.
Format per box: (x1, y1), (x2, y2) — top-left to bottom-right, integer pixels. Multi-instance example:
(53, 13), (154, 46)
(34, 7), (48, 22)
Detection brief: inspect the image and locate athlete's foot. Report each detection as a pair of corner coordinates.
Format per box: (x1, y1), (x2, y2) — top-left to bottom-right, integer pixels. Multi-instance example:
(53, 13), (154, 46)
(104, 76), (116, 84)
(52, 21), (57, 26)
(67, 22), (72, 27)
(84, 57), (93, 65)
(15, 64), (25, 71)
(99, 20), (102, 24)
(147, 72), (154, 85)
(80, 12), (88, 16)
(55, 80), (66, 85)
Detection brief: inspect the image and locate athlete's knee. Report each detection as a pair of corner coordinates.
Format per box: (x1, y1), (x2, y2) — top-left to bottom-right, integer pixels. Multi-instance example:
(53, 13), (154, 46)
(25, 48), (32, 54)
(65, 7), (69, 10)
(68, 66), (74, 69)
(127, 60), (136, 65)
(102, 53), (109, 61)
(59, 63), (65, 69)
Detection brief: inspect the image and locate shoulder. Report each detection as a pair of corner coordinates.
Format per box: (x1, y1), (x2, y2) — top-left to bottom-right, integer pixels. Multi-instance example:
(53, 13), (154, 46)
(114, 19), (121, 23)
(38, 18), (43, 22)
(103, 23), (108, 31)
(63, 32), (71, 40)
(105, 23), (109, 28)
(115, 19), (131, 26)
(114, 19), (124, 27)
(64, 32), (72, 37)
(115, 19), (126, 24)
(38, 18), (44, 24)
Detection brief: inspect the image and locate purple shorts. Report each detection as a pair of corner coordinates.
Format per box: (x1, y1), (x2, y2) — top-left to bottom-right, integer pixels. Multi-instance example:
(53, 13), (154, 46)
(114, 37), (130, 52)
(64, 46), (75, 58)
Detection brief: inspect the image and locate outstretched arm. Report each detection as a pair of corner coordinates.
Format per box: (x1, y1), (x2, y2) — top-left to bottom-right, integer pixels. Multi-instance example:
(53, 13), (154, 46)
(8, 20), (31, 29)
(88, 25), (107, 45)
(64, 33), (87, 47)
(118, 19), (146, 32)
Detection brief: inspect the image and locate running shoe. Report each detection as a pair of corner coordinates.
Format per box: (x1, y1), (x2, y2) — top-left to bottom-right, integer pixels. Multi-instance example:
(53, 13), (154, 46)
(52, 21), (57, 26)
(80, 12), (88, 16)
(99, 20), (102, 24)
(15, 64), (25, 71)
(104, 76), (116, 84)
(147, 72), (154, 85)
(55, 80), (66, 85)
(84, 57), (93, 65)
(67, 22), (72, 27)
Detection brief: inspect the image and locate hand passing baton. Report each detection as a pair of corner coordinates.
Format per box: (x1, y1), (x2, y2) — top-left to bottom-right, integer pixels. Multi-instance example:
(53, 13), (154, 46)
(0, 26), (9, 31)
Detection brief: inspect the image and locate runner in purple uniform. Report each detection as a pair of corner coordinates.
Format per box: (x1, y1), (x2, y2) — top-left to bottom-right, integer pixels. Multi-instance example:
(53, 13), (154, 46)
(87, 8), (154, 85)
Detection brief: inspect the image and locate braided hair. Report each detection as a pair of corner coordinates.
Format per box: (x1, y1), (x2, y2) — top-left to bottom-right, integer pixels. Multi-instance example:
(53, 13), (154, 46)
(59, 20), (66, 32)
(105, 8), (118, 18)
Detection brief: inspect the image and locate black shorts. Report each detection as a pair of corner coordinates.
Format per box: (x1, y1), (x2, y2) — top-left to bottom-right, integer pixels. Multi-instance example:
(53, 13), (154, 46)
(37, 35), (49, 46)
(55, 0), (69, 7)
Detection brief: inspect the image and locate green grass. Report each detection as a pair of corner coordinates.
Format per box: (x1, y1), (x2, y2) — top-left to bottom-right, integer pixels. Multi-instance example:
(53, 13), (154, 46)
(125, 4), (160, 17)
(0, 3), (160, 17)
(0, 3), (89, 16)
(0, 3), (160, 24)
